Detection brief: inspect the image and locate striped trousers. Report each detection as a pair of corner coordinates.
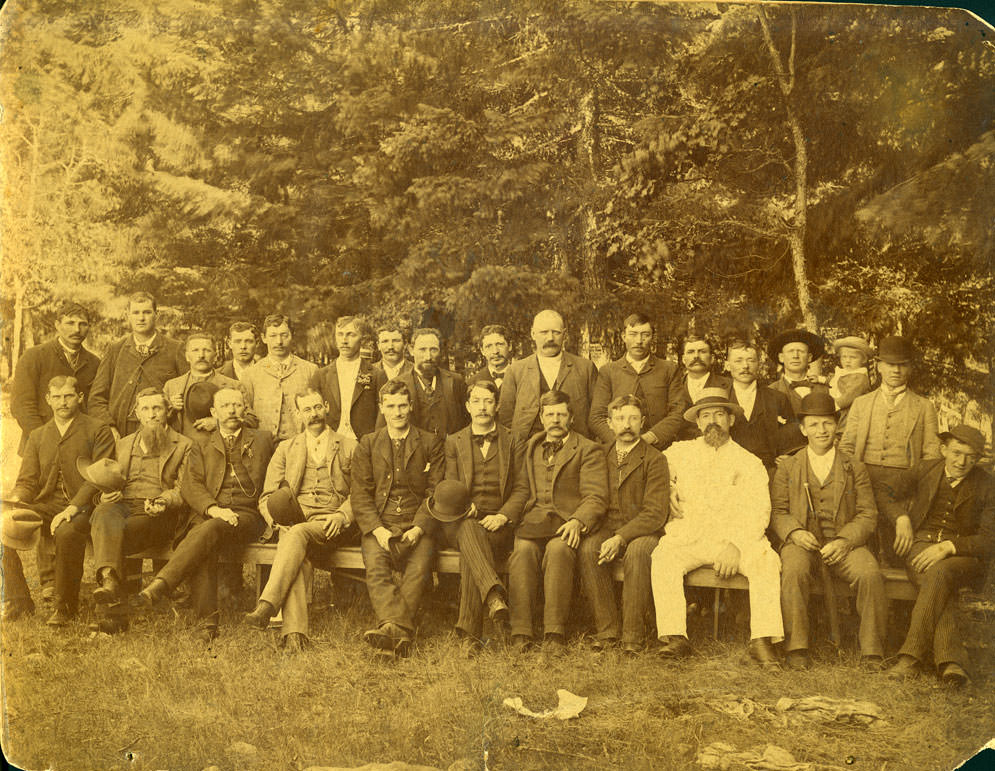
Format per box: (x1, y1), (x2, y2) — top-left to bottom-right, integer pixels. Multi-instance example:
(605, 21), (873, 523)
(432, 518), (505, 638)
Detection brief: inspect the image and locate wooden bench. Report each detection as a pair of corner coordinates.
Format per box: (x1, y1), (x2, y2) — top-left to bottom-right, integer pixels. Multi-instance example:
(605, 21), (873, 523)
(127, 543), (916, 638)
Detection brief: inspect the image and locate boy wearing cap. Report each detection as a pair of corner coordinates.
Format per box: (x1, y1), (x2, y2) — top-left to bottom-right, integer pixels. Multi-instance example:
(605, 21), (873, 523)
(828, 337), (872, 434)
(887, 424), (993, 687)
(839, 336), (940, 565)
(770, 392), (886, 670)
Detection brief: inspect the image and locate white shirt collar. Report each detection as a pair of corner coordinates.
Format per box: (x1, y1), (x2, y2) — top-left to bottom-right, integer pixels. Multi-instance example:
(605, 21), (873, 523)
(806, 446), (837, 485)
(626, 355), (650, 373)
(133, 333), (157, 349)
(53, 415), (75, 436)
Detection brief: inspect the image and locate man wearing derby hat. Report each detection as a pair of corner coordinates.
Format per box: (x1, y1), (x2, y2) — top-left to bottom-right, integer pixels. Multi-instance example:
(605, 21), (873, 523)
(0, 510), (45, 620)
(351, 379), (444, 657)
(770, 391), (886, 670)
(650, 387), (783, 667)
(5, 375), (115, 625)
(243, 388), (358, 652)
(886, 424), (993, 687)
(85, 388), (193, 632)
(163, 332), (256, 441)
(768, 328), (830, 453)
(839, 336), (940, 565)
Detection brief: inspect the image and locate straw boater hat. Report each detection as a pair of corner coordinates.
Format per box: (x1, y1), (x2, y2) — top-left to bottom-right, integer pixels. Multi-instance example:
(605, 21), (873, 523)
(831, 336), (872, 359)
(1, 509), (44, 551)
(682, 387), (744, 422)
(76, 458), (126, 494)
(768, 329), (826, 363)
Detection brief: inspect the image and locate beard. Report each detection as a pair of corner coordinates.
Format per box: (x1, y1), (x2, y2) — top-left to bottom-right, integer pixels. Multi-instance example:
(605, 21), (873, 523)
(139, 422), (169, 455)
(702, 423), (729, 448)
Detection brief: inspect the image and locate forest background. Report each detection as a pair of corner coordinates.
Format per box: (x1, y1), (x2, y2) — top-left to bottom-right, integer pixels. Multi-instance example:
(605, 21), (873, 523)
(1, 0), (992, 432)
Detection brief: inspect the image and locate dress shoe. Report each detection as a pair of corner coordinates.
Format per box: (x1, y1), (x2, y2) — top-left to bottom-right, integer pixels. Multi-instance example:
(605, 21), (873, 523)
(90, 616), (130, 634)
(511, 634), (534, 653)
(656, 635), (692, 660)
(363, 622), (409, 652)
(244, 600), (276, 630)
(543, 633), (566, 655)
(621, 641), (642, 657)
(282, 632), (310, 654)
(45, 606), (75, 627)
(748, 638), (780, 670)
(487, 594), (510, 629)
(887, 655), (921, 680)
(138, 578), (168, 607)
(939, 662), (970, 689)
(859, 655), (884, 672)
(2, 599), (35, 622)
(590, 637), (617, 652)
(785, 650), (812, 671)
(92, 570), (121, 605)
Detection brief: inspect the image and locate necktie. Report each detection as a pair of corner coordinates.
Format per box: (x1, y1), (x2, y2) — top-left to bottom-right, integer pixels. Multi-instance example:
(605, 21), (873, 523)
(473, 431), (497, 446)
(789, 379), (814, 390)
(616, 448), (629, 467)
(136, 344), (151, 359)
(223, 434), (236, 451)
(542, 439), (562, 465)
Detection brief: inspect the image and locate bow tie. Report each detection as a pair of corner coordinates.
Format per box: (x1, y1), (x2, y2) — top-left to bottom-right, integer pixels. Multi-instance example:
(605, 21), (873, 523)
(542, 439), (563, 464)
(472, 431), (497, 446)
(788, 379), (815, 390)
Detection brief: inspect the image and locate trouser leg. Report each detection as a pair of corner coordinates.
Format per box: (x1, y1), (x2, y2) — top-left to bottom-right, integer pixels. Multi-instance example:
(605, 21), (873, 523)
(453, 519), (503, 637)
(651, 538), (705, 639)
(361, 533), (421, 631)
(779, 543), (814, 652)
(577, 529), (619, 640)
(53, 512), (92, 612)
(541, 537), (577, 636)
(260, 520), (327, 610)
(834, 545), (887, 657)
(738, 541), (784, 641)
(398, 534), (434, 628)
(281, 560), (312, 638)
(508, 537), (542, 638)
(157, 517), (228, 591)
(1, 546), (33, 606)
(91, 501), (134, 580)
(36, 529), (56, 594)
(620, 535), (658, 645)
(864, 464), (908, 567)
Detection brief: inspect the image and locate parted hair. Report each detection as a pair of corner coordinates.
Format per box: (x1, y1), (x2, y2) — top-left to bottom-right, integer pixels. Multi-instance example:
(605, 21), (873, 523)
(378, 379), (412, 403)
(336, 315), (370, 338)
(679, 332), (714, 356)
(47, 375), (81, 395)
(608, 393), (645, 415)
(228, 321), (257, 339)
(134, 387), (168, 409)
(539, 389), (572, 415)
(128, 292), (157, 311)
(623, 312), (653, 331)
(263, 314), (292, 333)
(410, 327), (442, 347)
(56, 302), (90, 322)
(376, 322), (405, 340)
(726, 338), (758, 355)
(294, 387), (326, 409)
(185, 331), (216, 350)
(467, 380), (499, 399)
(478, 324), (509, 347)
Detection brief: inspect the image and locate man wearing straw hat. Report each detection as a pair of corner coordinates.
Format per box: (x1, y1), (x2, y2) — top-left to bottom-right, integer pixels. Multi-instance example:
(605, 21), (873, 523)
(4, 375), (115, 625)
(770, 391), (886, 670)
(650, 387), (782, 667)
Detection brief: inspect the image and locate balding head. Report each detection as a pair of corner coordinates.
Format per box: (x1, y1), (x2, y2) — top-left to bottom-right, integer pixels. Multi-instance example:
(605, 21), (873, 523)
(531, 309), (565, 357)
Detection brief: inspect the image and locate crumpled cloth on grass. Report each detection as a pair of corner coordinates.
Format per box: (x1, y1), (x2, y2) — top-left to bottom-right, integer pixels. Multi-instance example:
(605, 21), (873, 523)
(697, 742), (842, 770)
(706, 696), (764, 719)
(503, 689), (588, 720)
(775, 695), (885, 726)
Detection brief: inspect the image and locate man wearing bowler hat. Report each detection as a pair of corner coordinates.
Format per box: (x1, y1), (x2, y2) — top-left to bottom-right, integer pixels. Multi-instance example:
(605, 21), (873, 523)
(651, 388), (783, 667)
(243, 388), (358, 652)
(886, 424), (993, 687)
(0, 510), (45, 620)
(5, 375), (115, 625)
(86, 388), (193, 632)
(351, 380), (444, 657)
(839, 336), (940, 565)
(163, 332), (256, 441)
(770, 391), (886, 670)
(768, 328), (831, 453)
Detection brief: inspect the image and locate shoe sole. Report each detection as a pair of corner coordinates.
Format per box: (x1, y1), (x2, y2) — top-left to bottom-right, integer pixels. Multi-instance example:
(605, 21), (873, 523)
(364, 630), (398, 652)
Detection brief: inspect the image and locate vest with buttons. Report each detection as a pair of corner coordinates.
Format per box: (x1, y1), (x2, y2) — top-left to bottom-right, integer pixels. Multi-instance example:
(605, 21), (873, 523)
(805, 462), (840, 541)
(862, 393), (915, 468)
(470, 444), (502, 516)
(414, 377), (448, 439)
(217, 437), (258, 510)
(385, 435), (420, 520)
(297, 448), (335, 509)
(917, 477), (960, 540)
(124, 441), (163, 501)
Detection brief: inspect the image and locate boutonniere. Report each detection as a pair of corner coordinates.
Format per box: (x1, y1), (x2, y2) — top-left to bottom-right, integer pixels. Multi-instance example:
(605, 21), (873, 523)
(243, 445), (254, 460)
(356, 374), (373, 390)
(136, 343), (158, 360)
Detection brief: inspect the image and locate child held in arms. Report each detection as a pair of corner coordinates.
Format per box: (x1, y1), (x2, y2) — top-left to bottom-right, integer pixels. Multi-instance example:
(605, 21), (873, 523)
(828, 337), (872, 434)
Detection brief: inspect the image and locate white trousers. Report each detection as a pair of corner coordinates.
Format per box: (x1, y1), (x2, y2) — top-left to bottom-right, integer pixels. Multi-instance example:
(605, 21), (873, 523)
(651, 536), (784, 642)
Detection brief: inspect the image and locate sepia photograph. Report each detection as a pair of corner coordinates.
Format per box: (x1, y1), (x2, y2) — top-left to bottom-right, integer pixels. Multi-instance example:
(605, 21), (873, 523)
(0, 1), (993, 769)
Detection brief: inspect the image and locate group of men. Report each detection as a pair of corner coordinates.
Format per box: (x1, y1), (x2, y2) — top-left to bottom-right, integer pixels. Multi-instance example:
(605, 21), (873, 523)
(2, 295), (991, 687)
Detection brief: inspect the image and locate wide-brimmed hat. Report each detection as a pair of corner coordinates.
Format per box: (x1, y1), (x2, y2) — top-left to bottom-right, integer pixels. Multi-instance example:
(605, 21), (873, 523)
(1, 509), (44, 551)
(832, 336), (872, 359)
(878, 336), (915, 364)
(769, 329), (825, 362)
(425, 480), (473, 523)
(186, 380), (221, 421)
(939, 424), (986, 457)
(77, 457), (126, 493)
(796, 391), (839, 419)
(682, 387), (744, 422)
(266, 483), (306, 526)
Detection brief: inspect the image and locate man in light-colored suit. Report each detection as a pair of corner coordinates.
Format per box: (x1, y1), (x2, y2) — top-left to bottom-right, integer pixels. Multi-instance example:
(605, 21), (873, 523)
(839, 336), (940, 565)
(241, 314), (318, 443)
(498, 309), (598, 441)
(309, 316), (379, 440)
(244, 388), (358, 652)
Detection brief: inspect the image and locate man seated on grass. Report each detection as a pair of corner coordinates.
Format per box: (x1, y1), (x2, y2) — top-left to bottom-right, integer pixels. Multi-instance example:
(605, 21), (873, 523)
(770, 391), (886, 670)
(650, 388), (783, 668)
(88, 388), (194, 633)
(244, 388), (358, 653)
(578, 394), (668, 655)
(351, 380), (444, 658)
(507, 390), (608, 654)
(887, 424), (994, 688)
(139, 387), (272, 643)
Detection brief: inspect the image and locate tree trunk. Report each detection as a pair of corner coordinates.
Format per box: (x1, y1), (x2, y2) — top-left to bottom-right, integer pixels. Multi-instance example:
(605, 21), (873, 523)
(11, 276), (24, 372)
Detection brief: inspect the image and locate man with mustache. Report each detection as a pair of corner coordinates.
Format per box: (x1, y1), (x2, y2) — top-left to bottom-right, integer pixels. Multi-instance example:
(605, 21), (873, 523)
(590, 313), (687, 451)
(87, 388), (194, 632)
(372, 323), (412, 382)
(163, 332), (256, 441)
(309, 316), (379, 440)
(2, 376), (115, 625)
(241, 314), (318, 443)
(770, 392), (885, 670)
(651, 388), (783, 668)
(139, 387), (272, 642)
(675, 334), (731, 441)
(578, 394), (669, 654)
(767, 329), (831, 454)
(244, 388), (358, 652)
(379, 328), (469, 440)
(89, 292), (188, 438)
(467, 325), (513, 399)
(499, 309), (598, 441)
(220, 321), (260, 381)
(507, 390), (608, 653)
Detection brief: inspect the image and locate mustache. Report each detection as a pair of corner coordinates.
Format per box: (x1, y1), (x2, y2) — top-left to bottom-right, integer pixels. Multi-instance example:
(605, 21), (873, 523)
(703, 423), (729, 447)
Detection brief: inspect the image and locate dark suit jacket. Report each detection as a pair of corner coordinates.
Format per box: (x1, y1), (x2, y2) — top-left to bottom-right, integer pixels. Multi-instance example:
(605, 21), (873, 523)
(350, 426), (445, 535)
(466, 364), (510, 401)
(180, 428), (273, 521)
(11, 338), (101, 453)
(675, 371), (732, 441)
(443, 424), (530, 526)
(517, 430), (608, 538)
(729, 383), (795, 469)
(897, 458), (994, 559)
(498, 352), (599, 440)
(770, 449), (878, 549)
(375, 368), (469, 437)
(12, 414), (116, 513)
(605, 439), (669, 542)
(589, 356), (686, 449)
(89, 334), (188, 433)
(116, 427), (193, 512)
(309, 358), (379, 438)
(768, 377), (831, 453)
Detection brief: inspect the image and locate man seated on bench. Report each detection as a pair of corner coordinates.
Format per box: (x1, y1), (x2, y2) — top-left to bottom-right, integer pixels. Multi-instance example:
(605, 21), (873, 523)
(88, 388), (194, 633)
(770, 391), (886, 670)
(139, 387), (272, 643)
(351, 380), (444, 658)
(887, 424), (994, 688)
(650, 388), (783, 668)
(578, 394), (669, 655)
(244, 388), (358, 653)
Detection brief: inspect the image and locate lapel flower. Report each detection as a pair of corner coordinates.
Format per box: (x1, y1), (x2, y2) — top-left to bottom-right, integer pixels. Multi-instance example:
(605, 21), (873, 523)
(356, 373), (372, 389)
